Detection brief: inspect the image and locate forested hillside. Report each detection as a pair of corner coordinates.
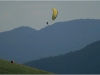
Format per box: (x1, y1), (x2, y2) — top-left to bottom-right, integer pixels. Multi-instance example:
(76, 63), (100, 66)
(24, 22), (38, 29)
(0, 19), (100, 63)
(24, 40), (100, 74)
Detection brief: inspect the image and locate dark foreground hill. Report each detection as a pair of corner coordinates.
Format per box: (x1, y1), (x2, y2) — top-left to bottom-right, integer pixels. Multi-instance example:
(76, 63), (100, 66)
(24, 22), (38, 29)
(0, 59), (51, 74)
(23, 40), (100, 74)
(0, 19), (100, 63)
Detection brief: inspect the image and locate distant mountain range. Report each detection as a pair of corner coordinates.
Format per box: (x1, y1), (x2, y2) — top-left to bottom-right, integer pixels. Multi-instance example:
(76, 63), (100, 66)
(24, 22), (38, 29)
(23, 40), (100, 74)
(0, 19), (100, 63)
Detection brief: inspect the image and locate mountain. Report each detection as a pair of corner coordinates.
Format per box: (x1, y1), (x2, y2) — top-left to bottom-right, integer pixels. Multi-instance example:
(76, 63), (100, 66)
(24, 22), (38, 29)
(0, 58), (52, 74)
(0, 19), (100, 63)
(23, 40), (100, 74)
(0, 26), (38, 63)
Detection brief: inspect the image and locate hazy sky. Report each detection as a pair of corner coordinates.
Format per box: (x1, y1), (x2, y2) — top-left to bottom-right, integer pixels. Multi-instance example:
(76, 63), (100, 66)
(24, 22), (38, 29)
(0, 1), (100, 32)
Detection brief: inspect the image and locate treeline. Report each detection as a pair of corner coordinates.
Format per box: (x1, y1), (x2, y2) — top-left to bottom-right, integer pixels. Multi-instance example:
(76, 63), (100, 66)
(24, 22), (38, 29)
(24, 40), (100, 74)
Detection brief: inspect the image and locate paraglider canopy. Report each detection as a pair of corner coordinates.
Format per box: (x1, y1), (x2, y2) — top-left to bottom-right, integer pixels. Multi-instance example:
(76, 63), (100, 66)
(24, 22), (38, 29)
(52, 8), (58, 21)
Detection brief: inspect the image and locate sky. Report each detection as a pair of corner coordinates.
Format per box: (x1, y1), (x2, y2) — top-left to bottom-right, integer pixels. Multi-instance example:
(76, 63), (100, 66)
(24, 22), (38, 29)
(0, 1), (100, 32)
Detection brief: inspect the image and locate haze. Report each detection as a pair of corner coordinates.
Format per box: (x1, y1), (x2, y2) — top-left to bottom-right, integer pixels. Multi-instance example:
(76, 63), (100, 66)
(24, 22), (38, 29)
(0, 1), (100, 32)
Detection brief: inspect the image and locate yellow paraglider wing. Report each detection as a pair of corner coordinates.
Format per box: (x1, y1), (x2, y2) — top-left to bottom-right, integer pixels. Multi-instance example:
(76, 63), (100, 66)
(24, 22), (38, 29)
(52, 8), (58, 21)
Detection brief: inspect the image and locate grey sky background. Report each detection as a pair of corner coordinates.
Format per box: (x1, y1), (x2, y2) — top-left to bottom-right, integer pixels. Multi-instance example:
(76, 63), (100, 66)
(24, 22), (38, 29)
(0, 1), (100, 32)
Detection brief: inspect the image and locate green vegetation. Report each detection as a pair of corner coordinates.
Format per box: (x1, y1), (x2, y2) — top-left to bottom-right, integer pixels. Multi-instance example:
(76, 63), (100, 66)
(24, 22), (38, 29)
(0, 59), (52, 74)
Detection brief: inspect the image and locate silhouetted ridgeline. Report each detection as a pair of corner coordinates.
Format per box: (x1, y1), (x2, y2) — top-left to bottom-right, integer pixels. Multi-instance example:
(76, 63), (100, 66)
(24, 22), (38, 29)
(0, 19), (100, 63)
(24, 40), (100, 74)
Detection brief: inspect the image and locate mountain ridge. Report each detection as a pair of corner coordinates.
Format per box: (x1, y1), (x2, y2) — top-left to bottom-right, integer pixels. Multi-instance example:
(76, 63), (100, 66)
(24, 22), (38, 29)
(23, 40), (100, 74)
(0, 19), (100, 63)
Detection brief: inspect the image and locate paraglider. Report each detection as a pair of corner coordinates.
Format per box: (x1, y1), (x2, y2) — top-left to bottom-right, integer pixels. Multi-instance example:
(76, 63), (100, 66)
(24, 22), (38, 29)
(46, 22), (48, 25)
(52, 8), (58, 21)
(46, 8), (58, 25)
